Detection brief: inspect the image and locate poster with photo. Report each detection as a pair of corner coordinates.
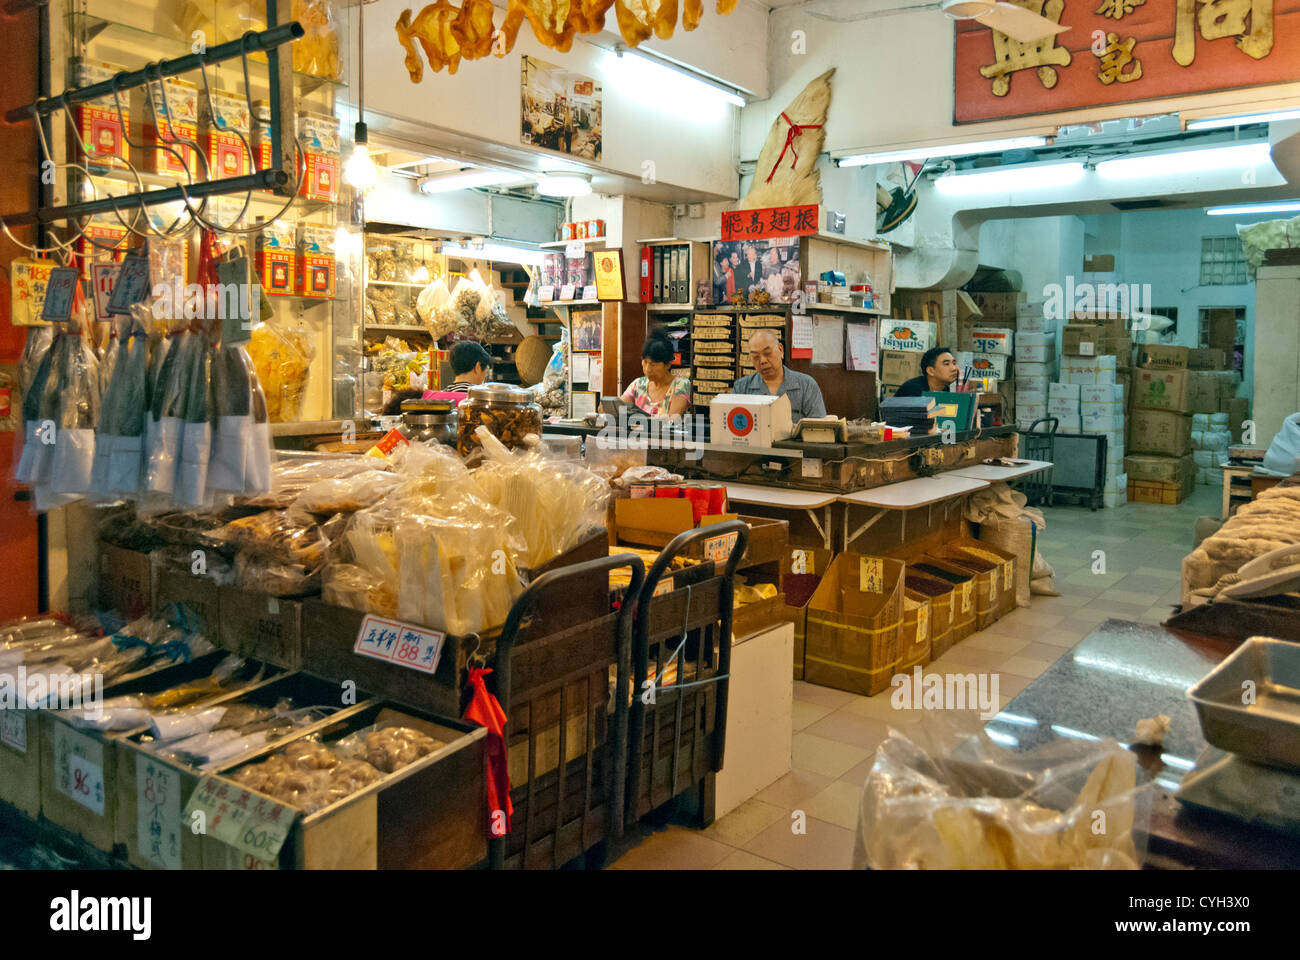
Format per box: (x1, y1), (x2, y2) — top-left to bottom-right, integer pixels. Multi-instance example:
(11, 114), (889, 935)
(709, 236), (801, 305)
(570, 309), (603, 351)
(521, 57), (602, 161)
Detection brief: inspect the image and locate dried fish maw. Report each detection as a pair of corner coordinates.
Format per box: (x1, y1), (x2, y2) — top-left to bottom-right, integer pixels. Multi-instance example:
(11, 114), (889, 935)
(397, 9), (426, 81)
(574, 0), (616, 33)
(402, 0), (465, 76)
(716, 0), (737, 12)
(509, 0), (579, 52)
(654, 0), (678, 39)
(742, 68), (834, 209)
(683, 0), (702, 30)
(613, 0), (655, 46)
(453, 0), (498, 60)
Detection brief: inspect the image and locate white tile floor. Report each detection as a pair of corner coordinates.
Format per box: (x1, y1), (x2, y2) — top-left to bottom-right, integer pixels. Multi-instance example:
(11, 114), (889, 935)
(610, 483), (1223, 869)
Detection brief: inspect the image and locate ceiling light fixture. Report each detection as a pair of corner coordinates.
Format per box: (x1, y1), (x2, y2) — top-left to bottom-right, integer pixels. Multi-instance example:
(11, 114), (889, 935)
(1096, 141), (1272, 179)
(439, 240), (546, 266)
(1187, 108), (1300, 130)
(612, 44), (746, 107)
(1206, 200), (1300, 216)
(933, 160), (1086, 195)
(836, 136), (1049, 167)
(417, 168), (533, 194)
(536, 172), (592, 197)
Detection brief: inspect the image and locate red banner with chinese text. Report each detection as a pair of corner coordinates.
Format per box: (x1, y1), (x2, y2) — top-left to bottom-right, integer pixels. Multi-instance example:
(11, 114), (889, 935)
(721, 205), (820, 241)
(955, 0), (1300, 124)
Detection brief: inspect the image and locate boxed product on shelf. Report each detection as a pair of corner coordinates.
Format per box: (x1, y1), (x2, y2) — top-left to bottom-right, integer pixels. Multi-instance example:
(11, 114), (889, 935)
(99, 540), (154, 620)
(968, 327), (1014, 356)
(880, 319), (936, 353)
(1080, 383), (1123, 411)
(256, 219), (297, 297)
(200, 89), (252, 180)
(298, 112), (341, 203)
(296, 224), (336, 299)
(1135, 344), (1189, 369)
(804, 553), (904, 696)
(70, 59), (130, 172)
(140, 76), (198, 176)
(1062, 355), (1117, 385)
(1131, 368), (1190, 413)
(1014, 332), (1055, 364)
(1128, 409), (1193, 457)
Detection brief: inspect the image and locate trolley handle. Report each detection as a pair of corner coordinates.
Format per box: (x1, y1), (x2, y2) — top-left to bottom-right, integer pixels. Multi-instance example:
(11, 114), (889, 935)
(499, 552), (646, 647)
(632, 520), (750, 640)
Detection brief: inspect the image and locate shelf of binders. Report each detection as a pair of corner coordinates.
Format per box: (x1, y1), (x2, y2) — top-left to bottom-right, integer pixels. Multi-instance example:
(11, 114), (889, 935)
(636, 238), (710, 308)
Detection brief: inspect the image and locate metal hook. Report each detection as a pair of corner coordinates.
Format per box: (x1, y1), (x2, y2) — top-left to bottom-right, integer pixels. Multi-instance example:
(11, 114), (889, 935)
(465, 632), (488, 669)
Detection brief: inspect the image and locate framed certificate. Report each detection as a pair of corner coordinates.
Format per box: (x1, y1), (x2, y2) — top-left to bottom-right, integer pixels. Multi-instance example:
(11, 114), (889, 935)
(593, 249), (625, 302)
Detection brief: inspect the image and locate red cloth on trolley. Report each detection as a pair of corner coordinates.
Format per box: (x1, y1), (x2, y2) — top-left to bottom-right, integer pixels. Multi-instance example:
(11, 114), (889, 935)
(463, 666), (513, 835)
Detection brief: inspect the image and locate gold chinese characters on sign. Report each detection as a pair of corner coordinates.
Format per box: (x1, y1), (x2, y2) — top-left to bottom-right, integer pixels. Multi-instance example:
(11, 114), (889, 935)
(979, 0), (1072, 96)
(1095, 0), (1145, 18)
(1096, 32), (1144, 82)
(1173, 0), (1274, 65)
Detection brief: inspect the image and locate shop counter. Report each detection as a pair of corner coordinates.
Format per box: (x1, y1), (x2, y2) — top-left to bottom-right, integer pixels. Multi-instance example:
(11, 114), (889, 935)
(948, 459), (1053, 483)
(839, 475), (991, 551)
(984, 619), (1300, 870)
(724, 483), (838, 551)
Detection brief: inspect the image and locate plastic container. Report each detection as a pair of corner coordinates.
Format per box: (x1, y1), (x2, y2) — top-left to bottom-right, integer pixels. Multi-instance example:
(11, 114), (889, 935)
(401, 398), (458, 447)
(456, 383), (542, 458)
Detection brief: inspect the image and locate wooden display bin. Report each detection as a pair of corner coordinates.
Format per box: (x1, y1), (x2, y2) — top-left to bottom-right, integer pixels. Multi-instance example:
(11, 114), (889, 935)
(114, 671), (370, 870)
(218, 587), (305, 670)
(98, 541), (153, 619)
(199, 701), (487, 870)
(804, 553), (905, 696)
(0, 709), (43, 818)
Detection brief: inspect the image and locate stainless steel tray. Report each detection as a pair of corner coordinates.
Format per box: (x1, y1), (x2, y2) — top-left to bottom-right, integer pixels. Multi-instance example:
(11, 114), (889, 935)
(1187, 637), (1300, 770)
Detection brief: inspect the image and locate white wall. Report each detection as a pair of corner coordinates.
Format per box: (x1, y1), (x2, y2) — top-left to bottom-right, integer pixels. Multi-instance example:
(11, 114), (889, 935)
(978, 216), (1085, 304)
(359, 0), (769, 198)
(752, 1), (1300, 160)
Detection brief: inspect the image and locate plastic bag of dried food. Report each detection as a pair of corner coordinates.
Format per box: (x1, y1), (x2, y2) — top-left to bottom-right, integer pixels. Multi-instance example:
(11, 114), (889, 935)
(416, 277), (449, 323)
(43, 318), (102, 507)
(290, 469), (402, 515)
(471, 427), (610, 569)
(14, 325), (57, 486)
(247, 321), (313, 422)
(291, 0), (342, 81)
(235, 552), (322, 596)
(853, 713), (1150, 870)
(230, 735), (384, 812)
(144, 328), (196, 500)
(241, 456), (385, 508)
(212, 509), (335, 568)
(334, 722), (446, 774)
(101, 305), (151, 496)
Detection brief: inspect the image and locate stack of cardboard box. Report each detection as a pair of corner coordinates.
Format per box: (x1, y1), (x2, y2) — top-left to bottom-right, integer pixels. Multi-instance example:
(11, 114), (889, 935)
(1186, 346), (1248, 441)
(960, 291), (1021, 418)
(1125, 345), (1195, 504)
(878, 317), (938, 396)
(1052, 320), (1128, 506)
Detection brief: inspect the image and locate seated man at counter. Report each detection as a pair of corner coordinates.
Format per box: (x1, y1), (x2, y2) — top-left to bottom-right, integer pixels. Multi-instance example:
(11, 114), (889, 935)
(732, 331), (827, 420)
(893, 346), (961, 397)
(445, 341), (493, 394)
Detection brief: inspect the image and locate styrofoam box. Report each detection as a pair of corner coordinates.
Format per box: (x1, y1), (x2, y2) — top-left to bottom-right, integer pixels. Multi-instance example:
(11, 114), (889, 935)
(1015, 362), (1056, 380)
(1019, 402), (1047, 420)
(1016, 316), (1054, 334)
(1048, 397), (1079, 417)
(1080, 384), (1123, 404)
(1209, 413), (1230, 428)
(970, 328), (1015, 356)
(1015, 333), (1056, 364)
(1049, 382), (1081, 400)
(1063, 355), (1118, 372)
(1056, 416), (1082, 432)
(1192, 414), (1210, 429)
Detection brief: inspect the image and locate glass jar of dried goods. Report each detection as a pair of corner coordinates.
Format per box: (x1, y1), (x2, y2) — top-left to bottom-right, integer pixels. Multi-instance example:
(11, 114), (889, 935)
(457, 382), (542, 457)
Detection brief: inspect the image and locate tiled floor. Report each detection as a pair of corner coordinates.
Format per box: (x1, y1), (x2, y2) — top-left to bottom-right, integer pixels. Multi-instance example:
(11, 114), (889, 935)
(610, 483), (1222, 870)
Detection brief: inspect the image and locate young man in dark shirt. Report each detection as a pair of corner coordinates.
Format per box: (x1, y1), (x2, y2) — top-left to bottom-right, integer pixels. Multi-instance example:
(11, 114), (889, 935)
(893, 346), (961, 397)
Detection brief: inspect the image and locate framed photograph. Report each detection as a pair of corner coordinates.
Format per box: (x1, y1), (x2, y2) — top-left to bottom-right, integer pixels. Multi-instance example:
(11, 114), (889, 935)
(710, 236), (801, 305)
(521, 57), (602, 161)
(593, 249), (625, 302)
(570, 308), (603, 351)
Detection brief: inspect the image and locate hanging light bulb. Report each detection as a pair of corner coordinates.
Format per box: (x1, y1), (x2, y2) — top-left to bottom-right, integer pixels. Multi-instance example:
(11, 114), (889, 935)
(345, 121), (378, 194)
(413, 264), (430, 283)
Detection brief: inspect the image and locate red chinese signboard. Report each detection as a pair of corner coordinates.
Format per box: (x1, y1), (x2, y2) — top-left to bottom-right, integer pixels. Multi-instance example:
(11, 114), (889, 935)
(955, 0), (1300, 124)
(720, 205), (819, 242)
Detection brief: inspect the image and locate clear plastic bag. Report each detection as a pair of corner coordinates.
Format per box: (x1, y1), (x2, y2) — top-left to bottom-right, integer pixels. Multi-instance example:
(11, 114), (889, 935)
(853, 713), (1150, 870)
(290, 470), (402, 514)
(229, 734), (385, 813)
(241, 455), (383, 508)
(42, 320), (102, 506)
(235, 552), (321, 596)
(246, 321), (314, 423)
(291, 0), (342, 81)
(212, 509), (334, 567)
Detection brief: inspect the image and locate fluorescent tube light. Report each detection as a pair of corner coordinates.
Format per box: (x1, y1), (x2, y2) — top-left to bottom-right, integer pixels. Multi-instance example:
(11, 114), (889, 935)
(440, 241), (546, 266)
(536, 172), (592, 197)
(933, 160), (1085, 195)
(614, 45), (746, 107)
(1207, 200), (1300, 216)
(837, 136), (1048, 167)
(1096, 141), (1272, 179)
(418, 168), (532, 194)
(1187, 109), (1300, 130)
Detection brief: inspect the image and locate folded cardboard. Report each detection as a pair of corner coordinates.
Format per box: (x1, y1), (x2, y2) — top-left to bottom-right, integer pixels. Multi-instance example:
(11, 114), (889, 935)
(1128, 409), (1193, 457)
(805, 553), (905, 696)
(1188, 347), (1228, 370)
(1131, 368), (1190, 413)
(1135, 344), (1189, 370)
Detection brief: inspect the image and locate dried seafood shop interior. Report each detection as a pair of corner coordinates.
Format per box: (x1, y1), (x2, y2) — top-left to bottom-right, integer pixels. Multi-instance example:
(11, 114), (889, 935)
(1, 0), (1300, 880)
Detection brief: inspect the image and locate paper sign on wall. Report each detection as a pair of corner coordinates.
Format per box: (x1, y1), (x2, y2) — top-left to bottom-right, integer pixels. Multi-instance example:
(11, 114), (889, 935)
(846, 321), (878, 372)
(811, 316), (844, 365)
(1, 711), (27, 753)
(571, 352), (590, 383)
(791, 315), (813, 360)
(859, 557), (884, 593)
(354, 614), (445, 675)
(588, 355), (603, 389)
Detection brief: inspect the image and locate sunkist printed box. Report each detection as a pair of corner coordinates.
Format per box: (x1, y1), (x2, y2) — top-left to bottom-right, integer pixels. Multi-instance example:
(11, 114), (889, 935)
(879, 319), (936, 353)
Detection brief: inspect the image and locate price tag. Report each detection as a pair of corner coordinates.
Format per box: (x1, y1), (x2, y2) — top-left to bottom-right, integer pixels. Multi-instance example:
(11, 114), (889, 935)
(859, 557), (884, 593)
(801, 458), (823, 479)
(651, 575), (674, 598)
(989, 573), (998, 603)
(41, 267), (80, 323)
(790, 549), (813, 575)
(703, 531), (739, 562)
(53, 723), (104, 814)
(107, 254), (150, 315)
(565, 240), (584, 260)
(916, 603), (930, 644)
(184, 776), (297, 860)
(582, 284), (597, 301)
(216, 256), (256, 345)
(0, 710), (27, 753)
(91, 263), (120, 322)
(137, 759), (182, 870)
(1002, 561), (1013, 591)
(353, 614), (445, 675)
(538, 284), (555, 302)
(559, 284), (576, 301)
(960, 582), (972, 614)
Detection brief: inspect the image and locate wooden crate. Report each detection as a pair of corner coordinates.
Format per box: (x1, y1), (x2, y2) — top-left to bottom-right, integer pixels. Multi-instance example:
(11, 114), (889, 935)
(114, 671), (370, 870)
(199, 702), (487, 870)
(0, 709), (43, 818)
(218, 587), (305, 670)
(98, 541), (153, 619)
(153, 565), (221, 640)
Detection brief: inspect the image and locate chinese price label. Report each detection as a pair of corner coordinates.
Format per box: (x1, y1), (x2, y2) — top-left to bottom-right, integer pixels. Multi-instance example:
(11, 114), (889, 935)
(703, 531), (739, 563)
(859, 557), (884, 594)
(53, 722), (105, 814)
(137, 760), (182, 870)
(651, 575), (674, 598)
(1002, 561), (1013, 592)
(0, 710), (27, 753)
(68, 754), (106, 816)
(91, 263), (121, 322)
(916, 603), (930, 644)
(960, 582), (973, 614)
(184, 776), (297, 860)
(41, 267), (80, 323)
(106, 254), (150, 315)
(353, 614), (445, 675)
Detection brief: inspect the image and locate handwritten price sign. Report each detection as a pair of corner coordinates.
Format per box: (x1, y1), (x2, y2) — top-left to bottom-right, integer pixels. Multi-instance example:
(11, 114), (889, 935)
(0, 710), (26, 753)
(353, 614), (445, 675)
(68, 753), (105, 815)
(703, 531), (739, 563)
(137, 761), (181, 870)
(859, 557), (884, 594)
(184, 776), (297, 860)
